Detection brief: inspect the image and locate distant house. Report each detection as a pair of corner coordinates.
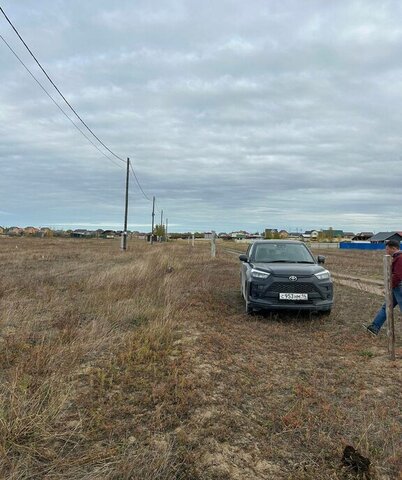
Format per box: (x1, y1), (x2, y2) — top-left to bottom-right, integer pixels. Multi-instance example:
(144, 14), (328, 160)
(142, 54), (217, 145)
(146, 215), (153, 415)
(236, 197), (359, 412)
(299, 230), (319, 241)
(102, 230), (116, 239)
(305, 230), (319, 240)
(146, 233), (156, 242)
(204, 232), (214, 240)
(0, 226), (4, 235)
(72, 229), (93, 238)
(7, 227), (23, 236)
(288, 232), (302, 239)
(279, 230), (289, 239)
(230, 231), (248, 239)
(23, 226), (39, 236)
(218, 233), (232, 240)
(53, 230), (68, 237)
(39, 227), (53, 237)
(322, 229), (343, 239)
(265, 228), (278, 239)
(342, 232), (355, 239)
(352, 232), (374, 241)
(369, 232), (402, 244)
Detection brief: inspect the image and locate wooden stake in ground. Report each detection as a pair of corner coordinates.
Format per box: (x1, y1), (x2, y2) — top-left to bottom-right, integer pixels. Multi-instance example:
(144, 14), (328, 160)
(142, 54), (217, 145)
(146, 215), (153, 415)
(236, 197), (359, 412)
(211, 231), (216, 258)
(192, 233), (195, 247)
(383, 254), (396, 360)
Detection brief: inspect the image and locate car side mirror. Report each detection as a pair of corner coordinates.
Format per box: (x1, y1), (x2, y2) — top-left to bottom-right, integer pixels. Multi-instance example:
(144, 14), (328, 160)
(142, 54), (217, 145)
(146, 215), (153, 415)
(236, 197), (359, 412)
(239, 254), (248, 262)
(317, 255), (325, 264)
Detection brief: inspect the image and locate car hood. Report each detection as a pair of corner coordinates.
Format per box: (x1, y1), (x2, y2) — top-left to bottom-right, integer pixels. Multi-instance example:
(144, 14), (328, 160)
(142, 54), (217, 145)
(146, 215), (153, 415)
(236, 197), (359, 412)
(251, 262), (325, 276)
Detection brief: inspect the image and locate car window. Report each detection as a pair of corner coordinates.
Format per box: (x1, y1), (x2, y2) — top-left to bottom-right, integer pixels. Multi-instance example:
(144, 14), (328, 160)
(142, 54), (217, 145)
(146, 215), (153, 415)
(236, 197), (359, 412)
(252, 243), (314, 263)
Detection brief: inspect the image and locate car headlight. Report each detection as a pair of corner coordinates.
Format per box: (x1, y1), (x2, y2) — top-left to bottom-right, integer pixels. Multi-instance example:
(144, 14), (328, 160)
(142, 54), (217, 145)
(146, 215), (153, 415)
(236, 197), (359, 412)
(251, 269), (270, 279)
(314, 270), (331, 281)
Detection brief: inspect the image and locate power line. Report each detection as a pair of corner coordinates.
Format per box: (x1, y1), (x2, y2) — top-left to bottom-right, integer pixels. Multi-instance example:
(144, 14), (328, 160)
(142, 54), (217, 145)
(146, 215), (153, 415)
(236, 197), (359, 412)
(2, 31), (158, 207)
(0, 6), (125, 164)
(1, 7), (157, 206)
(129, 162), (152, 202)
(154, 198), (162, 215)
(0, 32), (124, 170)
(1, 7), (162, 217)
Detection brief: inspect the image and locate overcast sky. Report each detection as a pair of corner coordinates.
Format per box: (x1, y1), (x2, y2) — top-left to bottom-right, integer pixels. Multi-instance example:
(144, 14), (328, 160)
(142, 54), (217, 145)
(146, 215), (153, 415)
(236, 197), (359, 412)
(1, 0), (402, 233)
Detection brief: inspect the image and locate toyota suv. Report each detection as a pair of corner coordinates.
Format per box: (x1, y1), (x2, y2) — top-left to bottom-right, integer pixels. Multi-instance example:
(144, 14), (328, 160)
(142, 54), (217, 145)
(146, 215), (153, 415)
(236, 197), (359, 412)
(239, 240), (333, 314)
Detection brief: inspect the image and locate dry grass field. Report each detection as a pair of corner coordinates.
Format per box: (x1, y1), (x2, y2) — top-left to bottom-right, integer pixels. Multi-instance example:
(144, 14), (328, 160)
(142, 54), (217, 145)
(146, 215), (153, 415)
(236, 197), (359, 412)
(0, 238), (401, 479)
(309, 248), (384, 281)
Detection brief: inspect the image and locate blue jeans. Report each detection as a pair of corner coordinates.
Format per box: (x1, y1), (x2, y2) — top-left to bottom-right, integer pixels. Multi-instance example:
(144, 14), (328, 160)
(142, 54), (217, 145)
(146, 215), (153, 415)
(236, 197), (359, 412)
(372, 285), (402, 332)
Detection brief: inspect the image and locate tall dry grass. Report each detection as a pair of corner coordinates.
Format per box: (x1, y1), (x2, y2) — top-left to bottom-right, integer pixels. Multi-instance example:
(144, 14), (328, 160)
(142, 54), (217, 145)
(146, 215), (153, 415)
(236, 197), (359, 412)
(0, 237), (206, 479)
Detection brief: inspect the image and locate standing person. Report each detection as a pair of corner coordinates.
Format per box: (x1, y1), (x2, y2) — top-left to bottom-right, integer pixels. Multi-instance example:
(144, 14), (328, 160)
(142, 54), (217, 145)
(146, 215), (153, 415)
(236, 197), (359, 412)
(363, 239), (402, 336)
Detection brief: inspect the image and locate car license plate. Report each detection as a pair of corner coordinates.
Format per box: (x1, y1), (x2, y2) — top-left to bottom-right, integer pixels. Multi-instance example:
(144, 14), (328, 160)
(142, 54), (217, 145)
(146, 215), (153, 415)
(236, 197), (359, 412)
(279, 293), (308, 300)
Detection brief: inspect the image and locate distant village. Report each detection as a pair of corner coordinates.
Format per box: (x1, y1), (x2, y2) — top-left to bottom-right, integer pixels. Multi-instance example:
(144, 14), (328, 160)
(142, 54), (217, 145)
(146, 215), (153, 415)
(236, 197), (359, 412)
(1, 225), (402, 245)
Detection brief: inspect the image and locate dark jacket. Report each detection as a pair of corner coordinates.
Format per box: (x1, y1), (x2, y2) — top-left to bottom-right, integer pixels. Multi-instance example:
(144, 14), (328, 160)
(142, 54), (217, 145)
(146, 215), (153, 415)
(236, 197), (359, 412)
(392, 251), (402, 288)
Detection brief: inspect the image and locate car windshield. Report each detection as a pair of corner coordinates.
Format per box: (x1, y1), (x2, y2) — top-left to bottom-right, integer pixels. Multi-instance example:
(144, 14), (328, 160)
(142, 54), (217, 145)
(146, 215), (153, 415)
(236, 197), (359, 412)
(252, 243), (315, 263)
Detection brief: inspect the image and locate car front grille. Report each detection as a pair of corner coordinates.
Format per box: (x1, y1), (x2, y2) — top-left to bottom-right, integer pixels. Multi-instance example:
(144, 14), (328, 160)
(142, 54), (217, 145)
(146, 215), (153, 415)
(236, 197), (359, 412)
(269, 282), (317, 294)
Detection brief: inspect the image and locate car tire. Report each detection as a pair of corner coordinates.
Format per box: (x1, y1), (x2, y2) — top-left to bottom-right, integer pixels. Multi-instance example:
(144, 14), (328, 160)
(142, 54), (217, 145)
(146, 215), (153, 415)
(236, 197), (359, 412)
(320, 309), (332, 316)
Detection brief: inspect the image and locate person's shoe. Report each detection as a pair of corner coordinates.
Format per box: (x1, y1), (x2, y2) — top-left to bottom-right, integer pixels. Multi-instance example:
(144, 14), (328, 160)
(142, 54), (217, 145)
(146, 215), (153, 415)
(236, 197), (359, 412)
(362, 324), (379, 337)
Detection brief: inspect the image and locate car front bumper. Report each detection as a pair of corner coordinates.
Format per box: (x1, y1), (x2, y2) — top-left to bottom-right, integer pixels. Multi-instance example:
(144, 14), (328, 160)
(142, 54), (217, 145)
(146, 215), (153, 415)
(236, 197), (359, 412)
(247, 277), (334, 312)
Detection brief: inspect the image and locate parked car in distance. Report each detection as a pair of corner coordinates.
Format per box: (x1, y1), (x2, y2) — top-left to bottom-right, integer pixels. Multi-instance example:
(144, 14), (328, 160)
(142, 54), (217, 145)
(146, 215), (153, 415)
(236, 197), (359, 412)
(239, 240), (333, 314)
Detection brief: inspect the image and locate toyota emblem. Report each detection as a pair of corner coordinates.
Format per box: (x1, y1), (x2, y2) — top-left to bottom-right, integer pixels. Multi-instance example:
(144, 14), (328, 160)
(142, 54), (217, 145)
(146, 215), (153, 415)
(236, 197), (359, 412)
(289, 275), (298, 281)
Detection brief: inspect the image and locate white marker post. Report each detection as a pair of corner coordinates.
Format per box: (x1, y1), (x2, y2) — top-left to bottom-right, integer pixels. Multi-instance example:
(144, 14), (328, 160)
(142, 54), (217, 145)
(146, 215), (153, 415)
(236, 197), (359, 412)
(383, 254), (396, 360)
(211, 231), (216, 258)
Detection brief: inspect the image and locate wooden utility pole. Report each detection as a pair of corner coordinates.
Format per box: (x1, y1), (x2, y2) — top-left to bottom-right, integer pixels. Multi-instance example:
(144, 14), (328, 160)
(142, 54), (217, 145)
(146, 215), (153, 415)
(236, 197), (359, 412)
(150, 196), (155, 244)
(121, 157), (130, 251)
(160, 209), (164, 242)
(166, 218), (168, 242)
(384, 255), (395, 360)
(211, 231), (216, 258)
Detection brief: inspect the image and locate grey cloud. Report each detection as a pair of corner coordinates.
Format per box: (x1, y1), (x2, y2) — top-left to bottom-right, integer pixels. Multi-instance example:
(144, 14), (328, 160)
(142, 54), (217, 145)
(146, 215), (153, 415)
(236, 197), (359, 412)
(1, 0), (402, 232)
